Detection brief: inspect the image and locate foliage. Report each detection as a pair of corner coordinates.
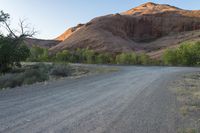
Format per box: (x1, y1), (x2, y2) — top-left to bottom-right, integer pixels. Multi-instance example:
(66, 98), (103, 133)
(73, 48), (95, 63)
(0, 10), (33, 73)
(0, 36), (30, 73)
(116, 52), (151, 65)
(137, 53), (151, 65)
(162, 42), (200, 66)
(55, 48), (97, 64)
(0, 63), (72, 89)
(50, 64), (71, 77)
(23, 68), (49, 84)
(0, 10), (9, 23)
(0, 67), (49, 88)
(55, 50), (71, 62)
(95, 53), (113, 64)
(27, 46), (49, 62)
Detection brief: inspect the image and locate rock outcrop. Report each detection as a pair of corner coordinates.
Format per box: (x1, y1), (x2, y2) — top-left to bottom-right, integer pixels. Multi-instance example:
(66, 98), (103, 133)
(24, 38), (61, 48)
(50, 2), (200, 57)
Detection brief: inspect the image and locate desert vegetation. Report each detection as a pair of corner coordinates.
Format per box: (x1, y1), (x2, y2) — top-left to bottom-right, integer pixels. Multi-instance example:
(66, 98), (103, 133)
(0, 63), (75, 89)
(27, 47), (154, 65)
(27, 41), (200, 66)
(162, 41), (200, 66)
(0, 11), (33, 73)
(170, 73), (200, 133)
(1, 9), (200, 90)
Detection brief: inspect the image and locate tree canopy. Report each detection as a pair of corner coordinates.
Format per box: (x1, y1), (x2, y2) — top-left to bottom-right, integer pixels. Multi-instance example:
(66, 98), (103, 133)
(0, 11), (34, 73)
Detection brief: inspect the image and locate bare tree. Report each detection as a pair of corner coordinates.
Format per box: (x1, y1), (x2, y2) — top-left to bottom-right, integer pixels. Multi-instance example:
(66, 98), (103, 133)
(18, 19), (37, 38)
(0, 10), (37, 39)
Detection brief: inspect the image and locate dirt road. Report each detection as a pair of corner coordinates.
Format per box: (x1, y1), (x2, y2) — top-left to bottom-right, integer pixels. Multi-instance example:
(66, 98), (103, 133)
(0, 66), (199, 133)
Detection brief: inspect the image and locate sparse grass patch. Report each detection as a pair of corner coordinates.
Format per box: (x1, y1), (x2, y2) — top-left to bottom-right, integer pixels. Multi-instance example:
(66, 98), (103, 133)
(50, 64), (72, 77)
(0, 63), (116, 89)
(0, 63), (71, 89)
(178, 128), (197, 133)
(170, 72), (200, 132)
(0, 66), (49, 89)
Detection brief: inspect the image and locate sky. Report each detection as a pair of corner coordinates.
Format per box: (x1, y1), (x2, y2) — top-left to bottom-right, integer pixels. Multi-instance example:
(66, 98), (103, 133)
(1, 0), (200, 39)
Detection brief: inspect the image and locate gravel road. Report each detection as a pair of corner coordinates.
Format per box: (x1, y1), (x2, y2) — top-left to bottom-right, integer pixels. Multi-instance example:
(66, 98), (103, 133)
(0, 66), (199, 133)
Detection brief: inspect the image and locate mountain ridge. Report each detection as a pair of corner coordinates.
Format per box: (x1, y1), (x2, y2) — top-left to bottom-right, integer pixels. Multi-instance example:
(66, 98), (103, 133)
(40, 2), (200, 58)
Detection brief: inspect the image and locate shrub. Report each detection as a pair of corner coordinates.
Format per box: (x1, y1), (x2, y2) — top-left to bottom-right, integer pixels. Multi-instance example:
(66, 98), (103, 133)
(137, 53), (151, 65)
(0, 11), (31, 73)
(95, 53), (113, 64)
(0, 74), (23, 88)
(0, 64), (49, 89)
(50, 64), (71, 77)
(28, 46), (49, 62)
(0, 36), (30, 73)
(116, 52), (137, 64)
(74, 48), (95, 63)
(84, 49), (95, 64)
(23, 69), (49, 82)
(22, 70), (48, 85)
(9, 67), (25, 73)
(162, 49), (178, 65)
(162, 42), (200, 66)
(56, 50), (71, 62)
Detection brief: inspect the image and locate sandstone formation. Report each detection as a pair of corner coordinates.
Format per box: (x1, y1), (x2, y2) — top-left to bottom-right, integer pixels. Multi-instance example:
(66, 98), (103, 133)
(24, 38), (61, 48)
(50, 2), (200, 57)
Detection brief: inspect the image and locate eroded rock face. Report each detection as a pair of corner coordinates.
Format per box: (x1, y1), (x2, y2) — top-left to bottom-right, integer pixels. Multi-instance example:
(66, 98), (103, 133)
(50, 2), (200, 55)
(55, 24), (84, 41)
(24, 38), (61, 48)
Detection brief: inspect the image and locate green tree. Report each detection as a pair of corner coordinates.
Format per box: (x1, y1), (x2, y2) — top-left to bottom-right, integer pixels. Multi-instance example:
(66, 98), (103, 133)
(162, 48), (178, 65)
(28, 46), (49, 62)
(116, 52), (137, 64)
(162, 42), (200, 66)
(95, 53), (113, 64)
(56, 50), (71, 62)
(81, 49), (95, 64)
(137, 53), (151, 65)
(0, 10), (35, 73)
(0, 36), (30, 73)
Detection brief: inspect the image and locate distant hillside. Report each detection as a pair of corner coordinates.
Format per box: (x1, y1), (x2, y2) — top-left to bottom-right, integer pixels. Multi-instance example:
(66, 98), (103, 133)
(48, 2), (200, 58)
(24, 38), (61, 48)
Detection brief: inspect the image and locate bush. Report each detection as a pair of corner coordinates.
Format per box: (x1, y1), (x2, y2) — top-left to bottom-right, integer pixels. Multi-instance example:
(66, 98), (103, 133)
(27, 46), (49, 62)
(23, 69), (49, 83)
(0, 63), (74, 89)
(73, 48), (96, 63)
(9, 67), (25, 73)
(95, 53), (113, 64)
(162, 49), (178, 65)
(56, 50), (71, 62)
(115, 52), (151, 65)
(162, 42), (200, 66)
(50, 64), (71, 77)
(0, 74), (23, 88)
(0, 64), (49, 89)
(116, 53), (136, 64)
(137, 53), (151, 65)
(0, 36), (30, 73)
(0, 11), (31, 73)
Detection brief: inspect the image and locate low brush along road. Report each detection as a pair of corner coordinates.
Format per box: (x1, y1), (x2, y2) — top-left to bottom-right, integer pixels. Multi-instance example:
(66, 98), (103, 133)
(0, 66), (199, 133)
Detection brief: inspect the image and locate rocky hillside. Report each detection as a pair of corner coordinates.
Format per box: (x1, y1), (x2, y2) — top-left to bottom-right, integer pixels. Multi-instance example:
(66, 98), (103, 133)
(24, 38), (61, 48)
(50, 2), (200, 57)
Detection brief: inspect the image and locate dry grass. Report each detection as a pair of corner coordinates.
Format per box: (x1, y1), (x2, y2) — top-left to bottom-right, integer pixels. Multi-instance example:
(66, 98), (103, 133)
(178, 128), (197, 133)
(170, 72), (200, 132)
(0, 63), (119, 89)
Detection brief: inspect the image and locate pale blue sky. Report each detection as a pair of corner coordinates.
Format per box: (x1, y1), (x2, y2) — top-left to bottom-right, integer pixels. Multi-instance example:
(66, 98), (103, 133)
(1, 0), (200, 39)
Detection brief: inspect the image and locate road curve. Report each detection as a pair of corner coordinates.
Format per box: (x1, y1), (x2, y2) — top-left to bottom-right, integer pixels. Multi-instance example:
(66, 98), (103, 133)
(0, 66), (199, 133)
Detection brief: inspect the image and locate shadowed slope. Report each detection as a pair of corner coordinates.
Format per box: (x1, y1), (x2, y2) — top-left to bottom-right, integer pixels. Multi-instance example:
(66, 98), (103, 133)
(50, 2), (200, 57)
